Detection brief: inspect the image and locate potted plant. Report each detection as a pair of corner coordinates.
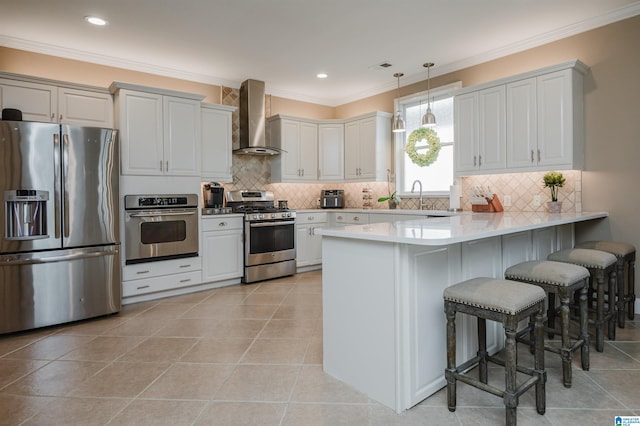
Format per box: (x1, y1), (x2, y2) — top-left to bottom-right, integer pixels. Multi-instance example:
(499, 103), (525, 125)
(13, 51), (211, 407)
(543, 171), (566, 213)
(378, 169), (401, 209)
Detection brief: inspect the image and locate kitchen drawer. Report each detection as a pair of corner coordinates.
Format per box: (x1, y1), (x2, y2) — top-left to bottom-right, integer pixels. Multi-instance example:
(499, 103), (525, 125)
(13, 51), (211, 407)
(122, 270), (202, 297)
(334, 212), (368, 224)
(298, 211), (328, 224)
(201, 216), (243, 231)
(122, 256), (202, 281)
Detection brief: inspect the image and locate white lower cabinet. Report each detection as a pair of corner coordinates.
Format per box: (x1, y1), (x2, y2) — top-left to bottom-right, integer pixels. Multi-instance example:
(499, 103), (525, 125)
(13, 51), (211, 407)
(296, 212), (327, 269)
(122, 257), (202, 298)
(201, 216), (244, 283)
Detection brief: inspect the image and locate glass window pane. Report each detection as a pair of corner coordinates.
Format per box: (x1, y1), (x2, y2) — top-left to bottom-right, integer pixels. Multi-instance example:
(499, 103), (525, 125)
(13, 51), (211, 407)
(398, 95), (454, 193)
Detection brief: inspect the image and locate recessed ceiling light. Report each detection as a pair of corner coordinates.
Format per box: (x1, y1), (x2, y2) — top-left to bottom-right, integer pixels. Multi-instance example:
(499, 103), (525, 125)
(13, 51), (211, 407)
(316, 73), (328, 79)
(85, 16), (108, 26)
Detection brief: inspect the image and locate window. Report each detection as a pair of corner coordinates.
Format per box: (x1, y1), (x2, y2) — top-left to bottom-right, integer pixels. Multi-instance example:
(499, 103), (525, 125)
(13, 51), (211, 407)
(394, 82), (461, 196)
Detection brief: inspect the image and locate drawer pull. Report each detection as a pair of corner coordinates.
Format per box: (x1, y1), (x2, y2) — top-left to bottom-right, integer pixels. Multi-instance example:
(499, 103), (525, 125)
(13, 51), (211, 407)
(219, 222), (227, 226)
(136, 285), (150, 290)
(308, 216), (314, 220)
(136, 270), (150, 275)
(179, 264), (191, 268)
(179, 279), (191, 283)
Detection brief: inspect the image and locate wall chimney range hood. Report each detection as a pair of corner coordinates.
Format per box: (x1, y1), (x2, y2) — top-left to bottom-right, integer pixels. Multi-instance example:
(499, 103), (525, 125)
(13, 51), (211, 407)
(235, 79), (281, 155)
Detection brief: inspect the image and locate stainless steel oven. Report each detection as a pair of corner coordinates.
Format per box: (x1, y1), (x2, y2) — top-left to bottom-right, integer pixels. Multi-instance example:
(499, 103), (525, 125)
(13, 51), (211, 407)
(124, 194), (198, 264)
(227, 190), (296, 283)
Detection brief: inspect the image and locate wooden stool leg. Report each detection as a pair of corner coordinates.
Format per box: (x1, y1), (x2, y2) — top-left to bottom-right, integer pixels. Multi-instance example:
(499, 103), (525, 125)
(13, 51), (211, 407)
(478, 318), (488, 384)
(617, 258), (627, 328)
(504, 318), (518, 426)
(628, 259), (636, 319)
(533, 304), (546, 415)
(445, 305), (457, 412)
(595, 271), (606, 352)
(547, 292), (556, 338)
(578, 282), (590, 371)
(608, 270), (617, 341)
(559, 288), (572, 387)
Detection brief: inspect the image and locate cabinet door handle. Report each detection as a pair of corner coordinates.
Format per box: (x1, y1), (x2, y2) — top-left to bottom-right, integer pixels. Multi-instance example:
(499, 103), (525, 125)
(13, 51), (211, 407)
(59, 114), (63, 121)
(537, 149), (541, 162)
(302, 168), (304, 176)
(159, 161), (163, 171)
(531, 150), (534, 163)
(473, 156), (477, 167)
(478, 155), (482, 166)
(165, 161), (169, 172)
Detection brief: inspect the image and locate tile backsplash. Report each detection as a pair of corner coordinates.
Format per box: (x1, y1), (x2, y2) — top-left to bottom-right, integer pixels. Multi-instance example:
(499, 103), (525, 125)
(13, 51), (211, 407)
(220, 86), (580, 212)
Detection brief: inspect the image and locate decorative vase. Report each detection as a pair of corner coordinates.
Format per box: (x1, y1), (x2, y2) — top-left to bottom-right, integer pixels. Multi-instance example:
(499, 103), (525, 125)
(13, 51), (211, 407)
(388, 200), (398, 209)
(547, 201), (562, 213)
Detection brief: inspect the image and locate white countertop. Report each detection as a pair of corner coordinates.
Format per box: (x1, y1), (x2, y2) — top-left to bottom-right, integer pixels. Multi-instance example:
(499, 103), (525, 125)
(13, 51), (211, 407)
(317, 211), (608, 246)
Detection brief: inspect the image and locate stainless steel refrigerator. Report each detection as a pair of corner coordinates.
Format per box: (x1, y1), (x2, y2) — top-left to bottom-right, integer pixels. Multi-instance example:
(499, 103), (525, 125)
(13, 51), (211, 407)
(0, 121), (120, 334)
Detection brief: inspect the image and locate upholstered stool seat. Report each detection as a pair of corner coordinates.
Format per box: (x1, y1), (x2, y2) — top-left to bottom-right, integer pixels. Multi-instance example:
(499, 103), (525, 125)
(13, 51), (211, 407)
(505, 260), (590, 387)
(548, 248), (618, 352)
(575, 241), (636, 327)
(444, 277), (547, 425)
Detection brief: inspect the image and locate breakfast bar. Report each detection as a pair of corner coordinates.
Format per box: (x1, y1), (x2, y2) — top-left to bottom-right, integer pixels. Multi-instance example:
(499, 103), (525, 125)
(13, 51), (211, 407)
(318, 211), (608, 413)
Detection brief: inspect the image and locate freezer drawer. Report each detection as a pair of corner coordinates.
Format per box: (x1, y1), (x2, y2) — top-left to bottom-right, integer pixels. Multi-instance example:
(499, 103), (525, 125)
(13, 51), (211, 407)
(0, 245), (121, 334)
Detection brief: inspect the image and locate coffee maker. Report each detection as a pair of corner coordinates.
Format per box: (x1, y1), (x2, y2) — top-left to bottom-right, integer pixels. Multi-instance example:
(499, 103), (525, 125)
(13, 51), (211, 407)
(203, 182), (225, 208)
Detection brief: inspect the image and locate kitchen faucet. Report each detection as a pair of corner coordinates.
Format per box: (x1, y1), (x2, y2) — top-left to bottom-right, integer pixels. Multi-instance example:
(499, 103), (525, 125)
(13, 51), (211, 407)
(411, 180), (424, 210)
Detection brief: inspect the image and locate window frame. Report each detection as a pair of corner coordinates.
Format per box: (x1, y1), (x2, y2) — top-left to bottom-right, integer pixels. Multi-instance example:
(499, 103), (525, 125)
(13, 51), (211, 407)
(393, 81), (461, 197)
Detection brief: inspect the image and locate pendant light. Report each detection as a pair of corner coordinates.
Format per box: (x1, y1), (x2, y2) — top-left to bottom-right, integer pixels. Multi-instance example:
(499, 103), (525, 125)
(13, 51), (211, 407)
(421, 62), (436, 127)
(392, 72), (405, 133)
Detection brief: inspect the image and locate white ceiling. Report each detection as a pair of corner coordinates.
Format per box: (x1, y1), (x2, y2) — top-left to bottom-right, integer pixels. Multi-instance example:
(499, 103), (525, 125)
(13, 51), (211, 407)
(1, 0), (639, 106)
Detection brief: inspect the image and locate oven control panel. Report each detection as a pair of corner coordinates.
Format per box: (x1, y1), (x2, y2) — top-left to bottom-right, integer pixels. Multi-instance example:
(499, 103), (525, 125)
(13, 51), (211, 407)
(246, 211), (296, 222)
(124, 194), (199, 210)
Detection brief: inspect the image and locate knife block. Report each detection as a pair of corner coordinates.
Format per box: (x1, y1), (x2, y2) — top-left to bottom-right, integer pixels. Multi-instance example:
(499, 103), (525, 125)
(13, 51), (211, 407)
(471, 194), (504, 212)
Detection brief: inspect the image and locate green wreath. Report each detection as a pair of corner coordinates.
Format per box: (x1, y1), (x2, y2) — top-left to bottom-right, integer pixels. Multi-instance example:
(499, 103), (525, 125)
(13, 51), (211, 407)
(405, 127), (441, 167)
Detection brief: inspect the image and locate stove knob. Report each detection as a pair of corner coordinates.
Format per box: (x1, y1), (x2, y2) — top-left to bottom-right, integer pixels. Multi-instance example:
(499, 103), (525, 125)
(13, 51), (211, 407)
(259, 214), (264, 219)
(271, 213), (276, 219)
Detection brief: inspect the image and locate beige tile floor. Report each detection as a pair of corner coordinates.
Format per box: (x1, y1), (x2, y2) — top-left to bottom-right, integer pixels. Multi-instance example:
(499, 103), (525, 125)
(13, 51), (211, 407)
(0, 270), (638, 425)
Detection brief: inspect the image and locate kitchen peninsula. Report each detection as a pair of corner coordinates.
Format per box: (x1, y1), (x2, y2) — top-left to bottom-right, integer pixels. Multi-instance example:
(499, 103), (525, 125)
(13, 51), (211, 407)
(318, 211), (607, 413)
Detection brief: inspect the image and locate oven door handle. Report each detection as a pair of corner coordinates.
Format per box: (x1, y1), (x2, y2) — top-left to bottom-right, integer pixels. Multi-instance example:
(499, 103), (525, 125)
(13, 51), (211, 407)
(128, 211), (197, 218)
(249, 220), (296, 228)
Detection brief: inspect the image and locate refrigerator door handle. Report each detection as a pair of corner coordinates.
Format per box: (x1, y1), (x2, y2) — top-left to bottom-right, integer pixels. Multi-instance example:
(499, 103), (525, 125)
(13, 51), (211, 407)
(0, 247), (118, 266)
(62, 133), (70, 238)
(53, 133), (61, 239)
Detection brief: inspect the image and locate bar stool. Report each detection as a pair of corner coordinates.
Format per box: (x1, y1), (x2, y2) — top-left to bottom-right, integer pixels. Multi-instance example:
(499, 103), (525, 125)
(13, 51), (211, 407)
(444, 277), (546, 426)
(547, 248), (617, 352)
(575, 241), (636, 327)
(504, 260), (590, 387)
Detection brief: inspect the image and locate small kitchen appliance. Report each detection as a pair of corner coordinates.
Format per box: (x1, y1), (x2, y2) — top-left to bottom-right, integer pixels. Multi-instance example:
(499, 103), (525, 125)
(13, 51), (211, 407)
(203, 182), (225, 208)
(321, 189), (344, 209)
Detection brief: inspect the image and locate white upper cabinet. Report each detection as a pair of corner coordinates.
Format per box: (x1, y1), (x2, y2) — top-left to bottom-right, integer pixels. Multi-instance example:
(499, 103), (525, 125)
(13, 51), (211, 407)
(201, 103), (235, 183)
(270, 116), (318, 182)
(507, 68), (584, 170)
(0, 76), (113, 127)
(455, 60), (587, 176)
(111, 83), (204, 176)
(344, 112), (391, 181)
(455, 86), (506, 174)
(58, 87), (113, 127)
(318, 123), (344, 181)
